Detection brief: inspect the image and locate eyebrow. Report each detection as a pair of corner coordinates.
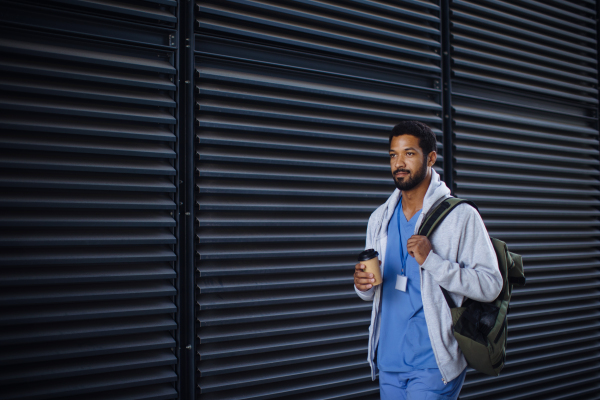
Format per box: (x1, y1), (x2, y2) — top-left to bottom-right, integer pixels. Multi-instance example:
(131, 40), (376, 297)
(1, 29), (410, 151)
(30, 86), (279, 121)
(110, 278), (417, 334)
(389, 147), (418, 152)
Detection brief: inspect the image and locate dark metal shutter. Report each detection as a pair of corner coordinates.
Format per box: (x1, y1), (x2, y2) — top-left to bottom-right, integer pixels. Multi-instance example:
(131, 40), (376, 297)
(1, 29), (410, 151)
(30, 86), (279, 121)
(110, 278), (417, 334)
(448, 0), (600, 399)
(194, 0), (443, 398)
(0, 1), (179, 398)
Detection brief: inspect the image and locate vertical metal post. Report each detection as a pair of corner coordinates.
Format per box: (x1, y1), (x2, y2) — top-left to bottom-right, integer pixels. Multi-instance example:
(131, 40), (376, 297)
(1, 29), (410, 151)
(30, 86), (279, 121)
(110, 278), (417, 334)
(180, 0), (196, 397)
(441, 0), (454, 195)
(173, 0), (182, 397)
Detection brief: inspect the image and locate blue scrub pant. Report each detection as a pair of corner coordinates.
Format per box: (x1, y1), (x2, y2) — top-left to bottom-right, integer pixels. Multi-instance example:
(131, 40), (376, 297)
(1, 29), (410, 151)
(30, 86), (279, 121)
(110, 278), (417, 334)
(379, 368), (466, 400)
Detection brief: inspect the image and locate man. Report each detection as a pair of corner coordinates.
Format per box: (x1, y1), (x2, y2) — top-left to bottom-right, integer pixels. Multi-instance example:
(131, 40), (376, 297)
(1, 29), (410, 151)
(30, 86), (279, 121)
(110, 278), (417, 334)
(354, 121), (502, 399)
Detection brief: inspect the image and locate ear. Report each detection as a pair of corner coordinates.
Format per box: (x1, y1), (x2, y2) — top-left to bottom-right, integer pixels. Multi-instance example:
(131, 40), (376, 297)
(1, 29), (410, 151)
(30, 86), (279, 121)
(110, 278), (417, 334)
(427, 151), (437, 167)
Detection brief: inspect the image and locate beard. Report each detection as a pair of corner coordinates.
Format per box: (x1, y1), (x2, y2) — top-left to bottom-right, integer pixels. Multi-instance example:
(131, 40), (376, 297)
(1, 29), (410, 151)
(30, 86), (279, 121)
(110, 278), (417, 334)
(393, 159), (428, 191)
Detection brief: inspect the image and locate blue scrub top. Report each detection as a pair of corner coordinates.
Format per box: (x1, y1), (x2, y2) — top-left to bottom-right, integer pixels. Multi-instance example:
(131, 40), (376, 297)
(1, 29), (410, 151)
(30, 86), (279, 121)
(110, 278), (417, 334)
(377, 199), (438, 372)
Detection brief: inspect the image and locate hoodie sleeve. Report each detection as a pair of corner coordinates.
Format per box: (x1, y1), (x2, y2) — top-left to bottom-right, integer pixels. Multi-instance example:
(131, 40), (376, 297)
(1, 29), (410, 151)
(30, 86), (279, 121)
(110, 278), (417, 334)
(419, 204), (503, 303)
(355, 212), (376, 301)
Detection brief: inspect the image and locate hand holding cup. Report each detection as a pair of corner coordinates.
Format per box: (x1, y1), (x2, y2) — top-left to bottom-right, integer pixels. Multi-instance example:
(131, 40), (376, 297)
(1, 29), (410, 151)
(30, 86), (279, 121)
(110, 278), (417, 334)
(355, 249), (382, 291)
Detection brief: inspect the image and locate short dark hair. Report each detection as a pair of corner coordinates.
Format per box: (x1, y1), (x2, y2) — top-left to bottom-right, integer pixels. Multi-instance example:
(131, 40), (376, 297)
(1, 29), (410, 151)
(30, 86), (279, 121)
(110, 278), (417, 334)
(389, 121), (437, 156)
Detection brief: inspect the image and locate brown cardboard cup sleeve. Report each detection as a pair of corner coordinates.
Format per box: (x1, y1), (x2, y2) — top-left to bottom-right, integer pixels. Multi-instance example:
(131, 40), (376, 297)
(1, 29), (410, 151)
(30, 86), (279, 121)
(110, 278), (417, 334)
(357, 249), (382, 286)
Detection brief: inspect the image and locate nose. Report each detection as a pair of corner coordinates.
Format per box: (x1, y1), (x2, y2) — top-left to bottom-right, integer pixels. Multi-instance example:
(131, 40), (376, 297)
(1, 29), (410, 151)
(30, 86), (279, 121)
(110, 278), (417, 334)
(393, 154), (405, 169)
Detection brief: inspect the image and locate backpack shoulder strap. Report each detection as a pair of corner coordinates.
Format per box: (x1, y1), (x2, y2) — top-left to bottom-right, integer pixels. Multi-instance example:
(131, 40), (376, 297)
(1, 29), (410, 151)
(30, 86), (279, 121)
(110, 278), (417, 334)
(418, 197), (479, 309)
(418, 197), (479, 237)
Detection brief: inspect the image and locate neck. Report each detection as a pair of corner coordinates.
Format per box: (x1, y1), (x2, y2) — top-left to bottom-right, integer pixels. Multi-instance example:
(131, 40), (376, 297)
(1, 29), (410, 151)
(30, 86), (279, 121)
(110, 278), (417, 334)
(401, 170), (432, 220)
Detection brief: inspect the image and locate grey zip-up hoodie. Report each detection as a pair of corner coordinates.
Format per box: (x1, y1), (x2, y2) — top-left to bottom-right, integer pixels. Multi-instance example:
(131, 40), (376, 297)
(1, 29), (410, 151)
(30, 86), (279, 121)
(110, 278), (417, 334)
(355, 170), (502, 383)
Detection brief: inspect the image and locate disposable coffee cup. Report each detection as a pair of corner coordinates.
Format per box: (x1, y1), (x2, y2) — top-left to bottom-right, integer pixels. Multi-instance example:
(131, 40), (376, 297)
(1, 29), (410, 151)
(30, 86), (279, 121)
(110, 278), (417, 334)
(357, 249), (382, 286)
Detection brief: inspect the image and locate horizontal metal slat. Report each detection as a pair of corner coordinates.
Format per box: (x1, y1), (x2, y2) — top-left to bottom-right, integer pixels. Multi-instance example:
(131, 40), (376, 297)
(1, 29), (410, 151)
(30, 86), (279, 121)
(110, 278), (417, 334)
(0, 281), (176, 305)
(197, 181), (391, 199)
(0, 332), (175, 366)
(198, 257), (355, 276)
(198, 313), (370, 343)
(0, 58), (175, 90)
(0, 37), (175, 74)
(0, 76), (176, 107)
(455, 156), (599, 176)
(452, 46), (598, 87)
(198, 366), (371, 400)
(0, 171), (175, 191)
(507, 319), (600, 344)
(0, 263), (176, 287)
(197, 244), (363, 260)
(453, 120), (598, 146)
(455, 131), (597, 156)
(195, 66), (441, 110)
(0, 246), (176, 266)
(199, 272), (351, 293)
(47, 0), (177, 22)
(197, 132), (388, 159)
(199, 299), (371, 326)
(481, 207), (600, 217)
(452, 68), (597, 103)
(197, 87), (438, 121)
(0, 152), (175, 175)
(0, 298), (176, 325)
(58, 384), (178, 400)
(455, 193), (600, 207)
(0, 211), (175, 227)
(508, 301), (600, 323)
(200, 341), (366, 377)
(0, 228), (176, 246)
(0, 315), (177, 345)
(453, 106), (598, 134)
(199, 326), (367, 360)
(0, 95), (176, 124)
(197, 216), (368, 227)
(197, 101), (440, 128)
(199, 355), (367, 393)
(455, 181), (598, 196)
(198, 230), (365, 243)
(456, 169), (599, 187)
(455, 144), (598, 166)
(451, 33), (596, 75)
(0, 132), (176, 157)
(0, 191), (175, 209)
(0, 113), (176, 141)
(509, 290), (600, 309)
(198, 286), (355, 310)
(0, 349), (176, 385)
(0, 367), (177, 400)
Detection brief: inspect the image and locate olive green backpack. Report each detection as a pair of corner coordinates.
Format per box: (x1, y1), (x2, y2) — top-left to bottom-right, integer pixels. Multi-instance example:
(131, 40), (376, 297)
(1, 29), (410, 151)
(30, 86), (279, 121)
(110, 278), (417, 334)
(418, 197), (526, 376)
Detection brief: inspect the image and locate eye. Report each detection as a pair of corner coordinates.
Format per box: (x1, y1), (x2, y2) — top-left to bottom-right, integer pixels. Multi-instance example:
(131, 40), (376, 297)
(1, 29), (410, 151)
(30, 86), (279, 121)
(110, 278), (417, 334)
(406, 152), (414, 156)
(389, 153), (396, 158)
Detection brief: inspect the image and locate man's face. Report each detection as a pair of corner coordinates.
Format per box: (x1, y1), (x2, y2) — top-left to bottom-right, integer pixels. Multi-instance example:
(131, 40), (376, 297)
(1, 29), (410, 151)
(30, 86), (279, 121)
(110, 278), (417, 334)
(389, 134), (432, 191)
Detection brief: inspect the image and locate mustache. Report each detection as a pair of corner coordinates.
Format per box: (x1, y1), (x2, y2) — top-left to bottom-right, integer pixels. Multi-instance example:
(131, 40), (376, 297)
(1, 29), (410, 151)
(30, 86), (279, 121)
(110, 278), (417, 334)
(393, 169), (411, 175)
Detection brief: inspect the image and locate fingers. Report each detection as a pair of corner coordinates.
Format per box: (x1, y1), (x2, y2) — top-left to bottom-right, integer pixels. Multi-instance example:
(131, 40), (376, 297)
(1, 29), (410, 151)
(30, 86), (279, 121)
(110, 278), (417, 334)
(354, 262), (374, 291)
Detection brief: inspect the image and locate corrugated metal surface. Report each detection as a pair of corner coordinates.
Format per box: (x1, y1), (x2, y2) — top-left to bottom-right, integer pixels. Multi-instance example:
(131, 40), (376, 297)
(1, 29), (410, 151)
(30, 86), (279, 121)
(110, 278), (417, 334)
(194, 0), (443, 398)
(0, 1), (179, 398)
(449, 0), (600, 399)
